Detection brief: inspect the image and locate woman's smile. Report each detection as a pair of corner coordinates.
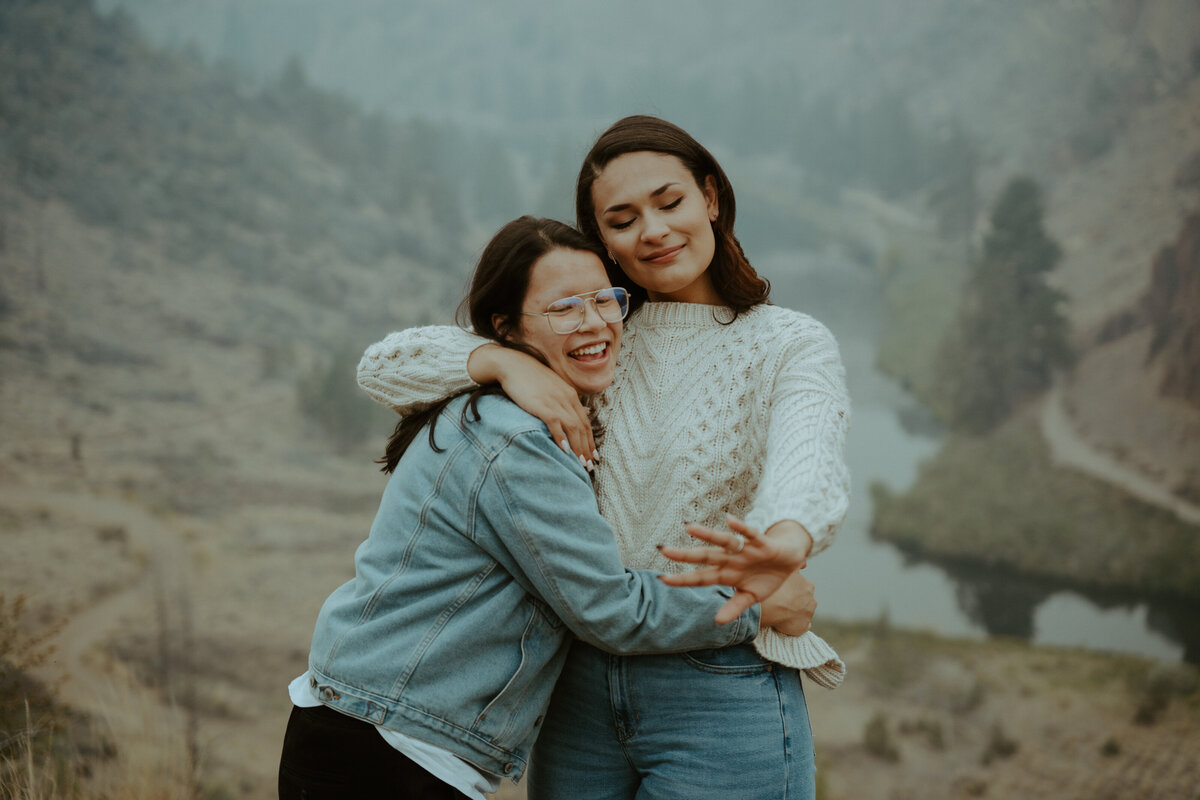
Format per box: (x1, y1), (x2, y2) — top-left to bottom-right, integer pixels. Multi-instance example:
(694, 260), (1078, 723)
(569, 341), (610, 362)
(642, 244), (685, 265)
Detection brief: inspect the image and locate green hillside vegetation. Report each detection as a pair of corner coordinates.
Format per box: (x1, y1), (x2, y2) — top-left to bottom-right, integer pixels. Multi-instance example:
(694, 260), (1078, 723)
(871, 414), (1200, 602)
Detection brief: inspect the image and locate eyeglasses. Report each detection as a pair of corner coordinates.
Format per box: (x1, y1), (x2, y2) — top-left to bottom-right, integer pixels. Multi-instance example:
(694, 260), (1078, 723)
(521, 287), (630, 334)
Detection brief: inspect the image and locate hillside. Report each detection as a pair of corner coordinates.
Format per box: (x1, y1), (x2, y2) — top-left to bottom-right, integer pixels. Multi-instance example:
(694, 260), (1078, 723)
(865, 6), (1200, 610)
(0, 0), (475, 469)
(0, 5), (479, 792)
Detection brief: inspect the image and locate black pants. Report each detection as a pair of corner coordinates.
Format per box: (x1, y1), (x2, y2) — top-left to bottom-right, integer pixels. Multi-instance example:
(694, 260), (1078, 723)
(278, 704), (472, 799)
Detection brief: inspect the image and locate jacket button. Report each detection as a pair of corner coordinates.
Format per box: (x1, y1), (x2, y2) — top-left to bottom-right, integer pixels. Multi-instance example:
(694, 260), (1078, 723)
(503, 762), (514, 774)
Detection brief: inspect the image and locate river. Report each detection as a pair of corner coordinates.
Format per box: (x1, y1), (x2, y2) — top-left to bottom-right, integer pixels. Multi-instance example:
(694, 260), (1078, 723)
(762, 248), (1189, 663)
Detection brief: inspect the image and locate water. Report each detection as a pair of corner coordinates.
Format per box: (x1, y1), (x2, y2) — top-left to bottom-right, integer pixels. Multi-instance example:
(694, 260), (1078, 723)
(762, 248), (1189, 663)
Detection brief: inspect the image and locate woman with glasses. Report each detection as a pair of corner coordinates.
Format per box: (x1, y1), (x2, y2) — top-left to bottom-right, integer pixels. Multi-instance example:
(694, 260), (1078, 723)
(358, 117), (850, 799)
(278, 216), (812, 800)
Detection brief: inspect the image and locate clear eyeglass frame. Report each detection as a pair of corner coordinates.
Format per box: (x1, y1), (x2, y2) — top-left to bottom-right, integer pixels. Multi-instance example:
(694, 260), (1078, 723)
(520, 287), (630, 335)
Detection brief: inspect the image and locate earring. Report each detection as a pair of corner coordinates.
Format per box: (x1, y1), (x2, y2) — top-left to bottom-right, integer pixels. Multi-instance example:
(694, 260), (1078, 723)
(606, 250), (615, 262)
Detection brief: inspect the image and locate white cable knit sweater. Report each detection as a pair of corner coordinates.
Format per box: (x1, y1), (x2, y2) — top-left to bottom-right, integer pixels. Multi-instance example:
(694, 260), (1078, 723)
(357, 302), (852, 688)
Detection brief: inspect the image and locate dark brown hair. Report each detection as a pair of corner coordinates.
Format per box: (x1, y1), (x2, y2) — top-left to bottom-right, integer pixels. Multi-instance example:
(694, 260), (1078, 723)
(378, 216), (605, 472)
(575, 115), (769, 315)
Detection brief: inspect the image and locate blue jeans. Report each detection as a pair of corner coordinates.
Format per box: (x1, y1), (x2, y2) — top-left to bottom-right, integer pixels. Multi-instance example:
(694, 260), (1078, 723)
(528, 641), (815, 800)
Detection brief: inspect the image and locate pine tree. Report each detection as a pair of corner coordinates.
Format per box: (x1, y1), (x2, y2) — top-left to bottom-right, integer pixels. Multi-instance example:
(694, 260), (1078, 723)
(935, 177), (1072, 432)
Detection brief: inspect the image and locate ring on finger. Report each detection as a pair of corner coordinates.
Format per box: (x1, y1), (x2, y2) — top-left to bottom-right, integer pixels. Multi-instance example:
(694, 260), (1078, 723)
(730, 535), (745, 554)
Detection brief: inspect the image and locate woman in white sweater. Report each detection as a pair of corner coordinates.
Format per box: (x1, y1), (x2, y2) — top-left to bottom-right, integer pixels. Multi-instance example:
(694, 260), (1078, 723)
(357, 116), (851, 800)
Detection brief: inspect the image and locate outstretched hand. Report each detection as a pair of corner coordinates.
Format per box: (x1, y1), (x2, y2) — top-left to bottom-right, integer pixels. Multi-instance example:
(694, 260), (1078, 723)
(657, 515), (812, 625)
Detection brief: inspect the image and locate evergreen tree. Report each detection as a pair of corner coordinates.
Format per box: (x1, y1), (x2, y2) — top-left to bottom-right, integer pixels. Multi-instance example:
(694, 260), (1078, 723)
(934, 177), (1071, 432)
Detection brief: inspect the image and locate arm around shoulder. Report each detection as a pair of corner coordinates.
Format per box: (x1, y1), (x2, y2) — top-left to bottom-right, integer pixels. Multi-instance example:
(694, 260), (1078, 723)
(356, 326), (485, 414)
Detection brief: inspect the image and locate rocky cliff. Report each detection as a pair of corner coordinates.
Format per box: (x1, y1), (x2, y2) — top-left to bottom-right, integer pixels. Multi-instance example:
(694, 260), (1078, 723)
(1146, 213), (1200, 409)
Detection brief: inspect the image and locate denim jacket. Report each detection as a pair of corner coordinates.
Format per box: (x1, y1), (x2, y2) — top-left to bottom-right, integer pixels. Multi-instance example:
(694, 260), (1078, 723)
(307, 393), (759, 781)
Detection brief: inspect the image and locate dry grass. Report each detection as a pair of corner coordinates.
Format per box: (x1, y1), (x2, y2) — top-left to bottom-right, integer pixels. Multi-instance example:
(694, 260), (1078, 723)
(0, 683), (198, 800)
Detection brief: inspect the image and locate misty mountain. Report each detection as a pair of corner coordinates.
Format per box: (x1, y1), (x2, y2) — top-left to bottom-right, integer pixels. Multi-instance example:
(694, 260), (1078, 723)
(97, 0), (1200, 189)
(0, 0), (476, 466)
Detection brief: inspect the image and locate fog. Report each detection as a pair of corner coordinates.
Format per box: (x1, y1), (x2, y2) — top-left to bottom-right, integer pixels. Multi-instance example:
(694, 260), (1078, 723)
(4, 0), (1199, 794)
(83, 0), (1200, 655)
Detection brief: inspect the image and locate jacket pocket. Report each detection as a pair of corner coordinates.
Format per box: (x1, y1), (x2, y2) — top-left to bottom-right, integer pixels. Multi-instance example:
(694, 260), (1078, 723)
(472, 600), (567, 745)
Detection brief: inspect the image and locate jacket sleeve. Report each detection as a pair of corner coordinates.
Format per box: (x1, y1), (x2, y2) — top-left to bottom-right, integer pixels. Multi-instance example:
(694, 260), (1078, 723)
(742, 315), (851, 557)
(356, 326), (485, 414)
(480, 429), (760, 655)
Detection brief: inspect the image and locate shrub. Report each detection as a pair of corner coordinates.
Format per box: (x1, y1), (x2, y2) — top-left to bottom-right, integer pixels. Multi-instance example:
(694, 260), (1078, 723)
(900, 717), (946, 750)
(0, 594), (63, 732)
(863, 712), (900, 762)
(981, 722), (1018, 765)
(1130, 664), (1198, 726)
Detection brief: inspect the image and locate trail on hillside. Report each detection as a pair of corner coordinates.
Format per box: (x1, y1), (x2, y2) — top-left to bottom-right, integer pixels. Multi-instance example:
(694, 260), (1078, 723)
(0, 487), (185, 713)
(1039, 383), (1200, 526)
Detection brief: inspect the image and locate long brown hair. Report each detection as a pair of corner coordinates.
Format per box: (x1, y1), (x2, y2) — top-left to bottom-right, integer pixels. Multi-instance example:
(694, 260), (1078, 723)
(378, 216), (606, 472)
(575, 115), (769, 315)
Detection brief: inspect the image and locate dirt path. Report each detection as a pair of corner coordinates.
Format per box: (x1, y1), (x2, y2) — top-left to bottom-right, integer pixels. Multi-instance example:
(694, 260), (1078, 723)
(1039, 382), (1200, 525)
(0, 486), (185, 712)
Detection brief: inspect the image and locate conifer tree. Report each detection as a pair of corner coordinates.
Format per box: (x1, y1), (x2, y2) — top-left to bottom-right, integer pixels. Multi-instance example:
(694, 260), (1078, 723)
(935, 177), (1071, 432)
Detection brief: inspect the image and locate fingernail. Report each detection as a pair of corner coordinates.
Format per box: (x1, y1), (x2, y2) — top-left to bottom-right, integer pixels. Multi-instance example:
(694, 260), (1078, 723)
(586, 459), (595, 471)
(560, 439), (571, 453)
(592, 449), (600, 461)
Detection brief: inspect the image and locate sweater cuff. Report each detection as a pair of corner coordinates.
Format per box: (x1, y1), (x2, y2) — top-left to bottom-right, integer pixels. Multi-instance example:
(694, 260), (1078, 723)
(744, 502), (837, 557)
(753, 628), (846, 689)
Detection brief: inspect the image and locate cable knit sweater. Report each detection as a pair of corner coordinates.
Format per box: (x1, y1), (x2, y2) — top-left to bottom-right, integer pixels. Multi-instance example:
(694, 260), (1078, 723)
(357, 302), (852, 688)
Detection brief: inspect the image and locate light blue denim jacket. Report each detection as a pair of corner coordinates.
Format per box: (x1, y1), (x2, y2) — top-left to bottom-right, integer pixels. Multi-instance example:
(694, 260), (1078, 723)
(307, 393), (759, 781)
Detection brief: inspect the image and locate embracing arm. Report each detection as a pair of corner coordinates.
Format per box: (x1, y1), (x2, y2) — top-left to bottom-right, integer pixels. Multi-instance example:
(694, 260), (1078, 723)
(481, 430), (759, 655)
(357, 326), (483, 414)
(358, 327), (596, 459)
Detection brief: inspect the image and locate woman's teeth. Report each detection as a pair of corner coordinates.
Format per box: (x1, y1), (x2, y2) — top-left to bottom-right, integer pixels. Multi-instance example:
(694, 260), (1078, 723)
(570, 343), (606, 358)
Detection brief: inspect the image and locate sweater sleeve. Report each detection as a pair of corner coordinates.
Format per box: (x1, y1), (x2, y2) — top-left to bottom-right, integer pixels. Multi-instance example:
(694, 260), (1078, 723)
(754, 628), (845, 689)
(742, 315), (851, 556)
(743, 314), (851, 684)
(356, 326), (485, 414)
